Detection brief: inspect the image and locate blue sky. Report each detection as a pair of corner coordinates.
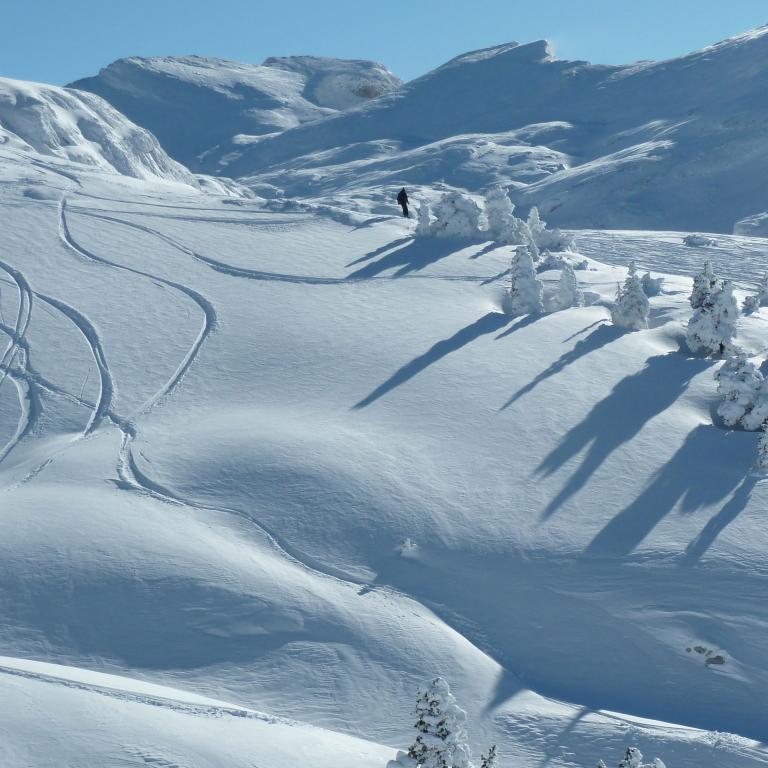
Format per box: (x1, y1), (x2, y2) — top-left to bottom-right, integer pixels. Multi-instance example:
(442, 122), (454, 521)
(1, 1), (766, 85)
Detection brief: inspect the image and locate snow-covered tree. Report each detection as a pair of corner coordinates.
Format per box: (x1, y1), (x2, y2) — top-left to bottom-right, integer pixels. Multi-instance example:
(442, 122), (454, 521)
(525, 205), (574, 252)
(641, 271), (664, 297)
(527, 206), (546, 244)
(503, 246), (544, 316)
(551, 261), (583, 311)
(716, 353), (764, 427)
(687, 280), (739, 356)
(430, 192), (482, 239)
(690, 260), (719, 309)
(484, 186), (517, 241)
(385, 677), (472, 768)
(611, 261), (649, 331)
(416, 203), (433, 237)
(604, 747), (666, 768)
(742, 271), (768, 314)
(756, 428), (768, 470)
(479, 745), (496, 768)
(715, 353), (768, 431)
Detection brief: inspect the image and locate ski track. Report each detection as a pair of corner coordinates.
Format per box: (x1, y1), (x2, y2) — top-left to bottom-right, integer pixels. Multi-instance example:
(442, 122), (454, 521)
(0, 257), (33, 392)
(72, 207), (495, 285)
(34, 292), (114, 436)
(0, 258), (37, 465)
(0, 662), (294, 725)
(60, 197), (404, 592)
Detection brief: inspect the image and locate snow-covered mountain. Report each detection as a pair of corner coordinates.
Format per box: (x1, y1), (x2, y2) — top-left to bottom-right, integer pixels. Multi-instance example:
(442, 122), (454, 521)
(0, 77), (196, 184)
(212, 27), (768, 233)
(70, 55), (403, 172)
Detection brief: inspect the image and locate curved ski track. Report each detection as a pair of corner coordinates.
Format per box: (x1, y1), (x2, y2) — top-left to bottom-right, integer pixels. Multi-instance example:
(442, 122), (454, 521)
(71, 207), (495, 285)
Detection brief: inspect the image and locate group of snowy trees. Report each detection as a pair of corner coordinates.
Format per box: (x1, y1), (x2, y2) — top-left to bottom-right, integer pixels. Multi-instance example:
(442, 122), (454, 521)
(687, 259), (768, 468)
(502, 246), (583, 316)
(387, 678), (668, 768)
(387, 678), (496, 768)
(416, 185), (573, 256)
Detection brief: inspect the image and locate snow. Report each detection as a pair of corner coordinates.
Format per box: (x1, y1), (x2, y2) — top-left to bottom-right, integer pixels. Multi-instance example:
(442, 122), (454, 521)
(3, 29), (768, 768)
(0, 77), (196, 184)
(150, 26), (768, 234)
(70, 55), (402, 173)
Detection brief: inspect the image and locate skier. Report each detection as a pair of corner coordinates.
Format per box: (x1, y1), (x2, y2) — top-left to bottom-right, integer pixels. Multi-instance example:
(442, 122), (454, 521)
(397, 187), (409, 218)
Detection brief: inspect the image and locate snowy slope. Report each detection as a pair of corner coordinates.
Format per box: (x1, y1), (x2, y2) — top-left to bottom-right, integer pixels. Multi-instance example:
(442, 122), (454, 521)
(2, 139), (768, 768)
(0, 77), (196, 184)
(70, 55), (402, 172)
(221, 27), (768, 233)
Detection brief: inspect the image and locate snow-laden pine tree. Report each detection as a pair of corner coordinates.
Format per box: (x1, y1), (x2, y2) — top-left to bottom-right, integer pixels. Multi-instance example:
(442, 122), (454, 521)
(525, 204), (573, 252)
(431, 192), (481, 239)
(503, 246), (544, 316)
(715, 354), (765, 427)
(484, 185), (517, 241)
(552, 261), (583, 311)
(611, 261), (649, 330)
(416, 203), (433, 237)
(385, 677), (473, 768)
(690, 260), (719, 309)
(686, 280), (739, 356)
(742, 271), (768, 314)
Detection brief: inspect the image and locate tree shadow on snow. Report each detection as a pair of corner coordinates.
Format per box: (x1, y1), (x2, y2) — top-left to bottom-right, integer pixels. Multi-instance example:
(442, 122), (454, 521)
(346, 237), (466, 279)
(682, 472), (759, 564)
(537, 353), (713, 519)
(345, 236), (411, 268)
(585, 425), (755, 558)
(500, 322), (620, 410)
(353, 312), (537, 409)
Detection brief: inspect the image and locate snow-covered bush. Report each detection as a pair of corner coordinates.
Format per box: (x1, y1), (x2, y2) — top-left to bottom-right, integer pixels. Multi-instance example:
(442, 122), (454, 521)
(397, 538), (420, 559)
(743, 293), (760, 315)
(715, 354), (768, 430)
(641, 271), (664, 297)
(430, 192), (482, 239)
(742, 271), (768, 313)
(598, 747), (666, 768)
(503, 246), (544, 316)
(387, 677), (472, 768)
(611, 261), (649, 331)
(527, 205), (574, 252)
(684, 233), (716, 247)
(690, 261), (719, 309)
(687, 280), (739, 356)
(551, 261), (583, 311)
(416, 203), (433, 237)
(484, 185), (517, 241)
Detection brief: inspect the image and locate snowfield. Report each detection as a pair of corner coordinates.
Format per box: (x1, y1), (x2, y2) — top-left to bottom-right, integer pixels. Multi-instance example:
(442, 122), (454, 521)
(2, 126), (768, 768)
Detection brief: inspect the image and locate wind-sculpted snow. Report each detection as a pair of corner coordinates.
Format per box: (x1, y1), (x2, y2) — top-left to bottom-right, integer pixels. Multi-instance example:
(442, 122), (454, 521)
(0, 77), (197, 184)
(2, 164), (768, 768)
(70, 55), (402, 173)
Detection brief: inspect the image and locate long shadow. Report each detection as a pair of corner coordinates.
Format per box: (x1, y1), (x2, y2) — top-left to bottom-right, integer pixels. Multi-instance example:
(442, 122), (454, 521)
(683, 472), (758, 564)
(501, 323), (619, 409)
(353, 312), (535, 409)
(586, 425), (754, 557)
(537, 353), (713, 518)
(345, 236), (411, 268)
(346, 237), (464, 279)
